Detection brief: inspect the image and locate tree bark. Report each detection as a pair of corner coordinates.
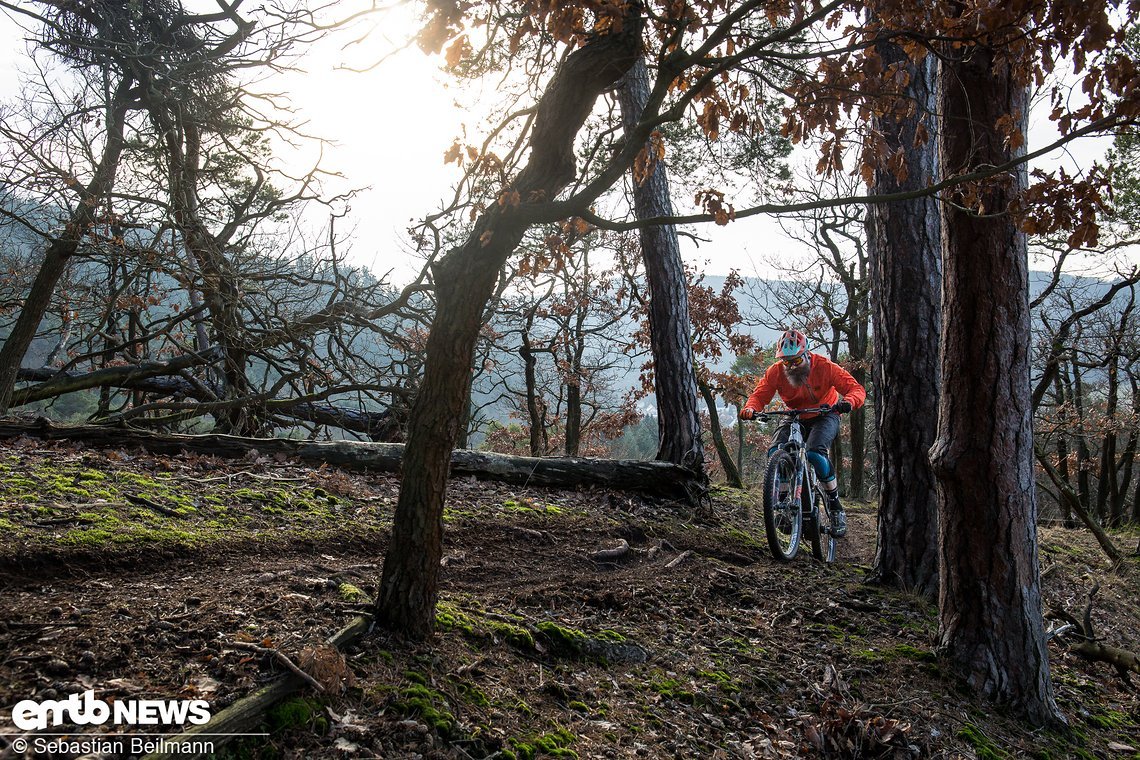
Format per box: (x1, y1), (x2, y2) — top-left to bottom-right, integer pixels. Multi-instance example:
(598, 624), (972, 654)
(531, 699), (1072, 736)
(520, 308), (546, 456)
(0, 78), (134, 412)
(865, 42), (941, 599)
(375, 15), (643, 638)
(930, 36), (1061, 725)
(1116, 378), (1139, 523)
(618, 56), (706, 479)
(698, 378), (742, 488)
(847, 325), (869, 496)
(0, 419), (701, 498)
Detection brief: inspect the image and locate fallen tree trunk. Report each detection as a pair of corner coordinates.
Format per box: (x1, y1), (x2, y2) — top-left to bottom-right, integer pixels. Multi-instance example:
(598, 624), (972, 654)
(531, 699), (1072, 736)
(14, 366), (403, 441)
(13, 349), (223, 406)
(0, 419), (703, 501)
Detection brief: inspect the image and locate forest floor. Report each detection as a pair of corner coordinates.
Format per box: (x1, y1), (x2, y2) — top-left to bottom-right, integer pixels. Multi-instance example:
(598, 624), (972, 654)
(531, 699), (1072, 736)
(0, 436), (1139, 759)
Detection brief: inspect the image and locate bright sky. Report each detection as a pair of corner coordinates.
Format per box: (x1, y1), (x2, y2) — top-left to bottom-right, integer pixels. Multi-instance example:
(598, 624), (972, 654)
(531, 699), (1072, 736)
(277, 22), (469, 282)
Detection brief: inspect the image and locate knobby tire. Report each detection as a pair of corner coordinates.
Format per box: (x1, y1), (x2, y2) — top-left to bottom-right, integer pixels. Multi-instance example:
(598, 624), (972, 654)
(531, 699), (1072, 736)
(763, 449), (801, 561)
(805, 484), (837, 563)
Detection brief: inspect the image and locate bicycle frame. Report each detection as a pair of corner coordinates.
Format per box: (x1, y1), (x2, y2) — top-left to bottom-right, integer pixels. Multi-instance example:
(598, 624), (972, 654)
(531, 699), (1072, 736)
(765, 409), (826, 522)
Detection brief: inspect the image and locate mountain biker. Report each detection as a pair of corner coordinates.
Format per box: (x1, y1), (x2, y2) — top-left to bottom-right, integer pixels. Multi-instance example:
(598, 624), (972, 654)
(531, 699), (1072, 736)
(738, 329), (866, 538)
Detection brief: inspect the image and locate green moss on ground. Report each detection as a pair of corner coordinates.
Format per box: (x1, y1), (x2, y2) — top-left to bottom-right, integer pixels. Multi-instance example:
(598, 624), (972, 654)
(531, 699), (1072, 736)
(266, 697), (329, 735)
(957, 723), (1012, 760)
(391, 682), (458, 738)
(0, 453), (382, 560)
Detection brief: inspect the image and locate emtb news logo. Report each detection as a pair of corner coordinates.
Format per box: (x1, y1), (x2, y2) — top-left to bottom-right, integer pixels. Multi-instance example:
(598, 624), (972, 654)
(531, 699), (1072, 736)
(11, 690), (211, 730)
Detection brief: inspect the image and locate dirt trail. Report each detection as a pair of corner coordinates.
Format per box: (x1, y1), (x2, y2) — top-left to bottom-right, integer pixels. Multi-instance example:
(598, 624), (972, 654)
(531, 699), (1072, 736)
(1, 440), (1138, 759)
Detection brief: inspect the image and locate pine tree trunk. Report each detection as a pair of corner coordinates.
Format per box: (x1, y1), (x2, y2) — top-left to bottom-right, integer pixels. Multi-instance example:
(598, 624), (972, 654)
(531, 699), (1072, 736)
(848, 367), (867, 498)
(375, 17), (642, 638)
(865, 42), (941, 598)
(618, 56), (705, 478)
(564, 315), (586, 457)
(930, 37), (1061, 725)
(1116, 378), (1139, 522)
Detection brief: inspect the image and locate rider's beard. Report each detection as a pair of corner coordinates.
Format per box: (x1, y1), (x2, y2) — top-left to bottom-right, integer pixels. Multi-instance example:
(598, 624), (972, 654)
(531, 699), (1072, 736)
(784, 359), (810, 387)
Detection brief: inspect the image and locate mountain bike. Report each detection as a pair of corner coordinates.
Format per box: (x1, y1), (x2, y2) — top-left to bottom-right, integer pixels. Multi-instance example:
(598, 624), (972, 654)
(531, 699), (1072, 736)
(755, 407), (839, 563)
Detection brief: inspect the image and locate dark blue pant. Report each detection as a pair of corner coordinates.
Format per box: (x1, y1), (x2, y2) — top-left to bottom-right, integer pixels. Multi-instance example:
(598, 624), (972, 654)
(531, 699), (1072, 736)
(768, 412), (840, 490)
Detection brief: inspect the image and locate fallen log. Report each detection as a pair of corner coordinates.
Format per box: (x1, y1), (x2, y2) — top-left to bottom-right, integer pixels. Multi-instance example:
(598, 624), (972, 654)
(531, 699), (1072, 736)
(0, 419), (703, 501)
(140, 614), (372, 760)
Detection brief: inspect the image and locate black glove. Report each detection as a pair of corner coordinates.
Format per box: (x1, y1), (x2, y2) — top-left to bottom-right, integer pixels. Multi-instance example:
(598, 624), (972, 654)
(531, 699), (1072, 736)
(833, 399), (853, 414)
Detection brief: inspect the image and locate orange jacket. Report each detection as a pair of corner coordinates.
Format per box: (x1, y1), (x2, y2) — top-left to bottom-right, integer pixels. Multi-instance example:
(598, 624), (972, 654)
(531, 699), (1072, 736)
(745, 353), (866, 420)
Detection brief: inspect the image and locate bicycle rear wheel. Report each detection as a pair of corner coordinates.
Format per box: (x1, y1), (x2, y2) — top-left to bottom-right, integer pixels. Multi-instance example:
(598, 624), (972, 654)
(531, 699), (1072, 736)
(806, 485), (837, 563)
(762, 450), (802, 561)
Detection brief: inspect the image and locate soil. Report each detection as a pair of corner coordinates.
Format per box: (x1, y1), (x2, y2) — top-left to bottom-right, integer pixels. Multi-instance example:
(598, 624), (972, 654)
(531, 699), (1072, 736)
(1, 437), (1138, 759)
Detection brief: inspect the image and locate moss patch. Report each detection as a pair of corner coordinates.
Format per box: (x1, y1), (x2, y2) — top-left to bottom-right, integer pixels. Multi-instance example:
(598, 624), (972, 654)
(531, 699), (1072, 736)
(266, 697), (328, 735)
(337, 582), (368, 603)
(508, 726), (578, 759)
(391, 682), (458, 739)
(957, 723), (1012, 760)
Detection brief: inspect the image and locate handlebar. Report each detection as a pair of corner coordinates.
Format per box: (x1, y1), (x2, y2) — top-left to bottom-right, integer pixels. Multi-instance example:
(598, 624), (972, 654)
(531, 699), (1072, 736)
(753, 406), (836, 422)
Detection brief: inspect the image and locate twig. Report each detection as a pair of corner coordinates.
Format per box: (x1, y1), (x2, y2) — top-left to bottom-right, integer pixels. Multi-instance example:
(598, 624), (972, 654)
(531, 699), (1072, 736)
(665, 549), (694, 568)
(126, 494), (179, 518)
(31, 517), (96, 528)
(196, 471), (310, 483)
(222, 640), (325, 693)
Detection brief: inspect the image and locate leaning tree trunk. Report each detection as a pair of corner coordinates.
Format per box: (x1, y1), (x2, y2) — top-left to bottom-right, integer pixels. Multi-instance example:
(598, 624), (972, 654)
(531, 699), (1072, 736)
(865, 38), (941, 599)
(374, 15), (643, 639)
(0, 79), (134, 413)
(930, 35), (1062, 725)
(618, 56), (706, 479)
(698, 377), (742, 488)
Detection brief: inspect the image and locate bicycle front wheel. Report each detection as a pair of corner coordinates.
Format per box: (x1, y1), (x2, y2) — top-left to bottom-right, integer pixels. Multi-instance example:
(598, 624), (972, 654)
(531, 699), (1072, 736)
(806, 485), (837, 563)
(762, 450), (802, 561)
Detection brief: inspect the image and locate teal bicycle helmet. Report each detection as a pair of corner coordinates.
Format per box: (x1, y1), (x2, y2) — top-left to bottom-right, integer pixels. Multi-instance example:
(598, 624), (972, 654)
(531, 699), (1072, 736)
(776, 329), (808, 363)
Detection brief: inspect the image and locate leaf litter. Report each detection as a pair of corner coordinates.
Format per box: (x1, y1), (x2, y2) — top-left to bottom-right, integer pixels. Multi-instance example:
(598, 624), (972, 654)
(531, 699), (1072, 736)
(0, 438), (1137, 758)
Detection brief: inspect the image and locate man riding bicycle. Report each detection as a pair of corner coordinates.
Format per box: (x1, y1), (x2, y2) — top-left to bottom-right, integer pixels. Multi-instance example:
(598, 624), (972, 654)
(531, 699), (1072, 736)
(739, 329), (866, 538)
